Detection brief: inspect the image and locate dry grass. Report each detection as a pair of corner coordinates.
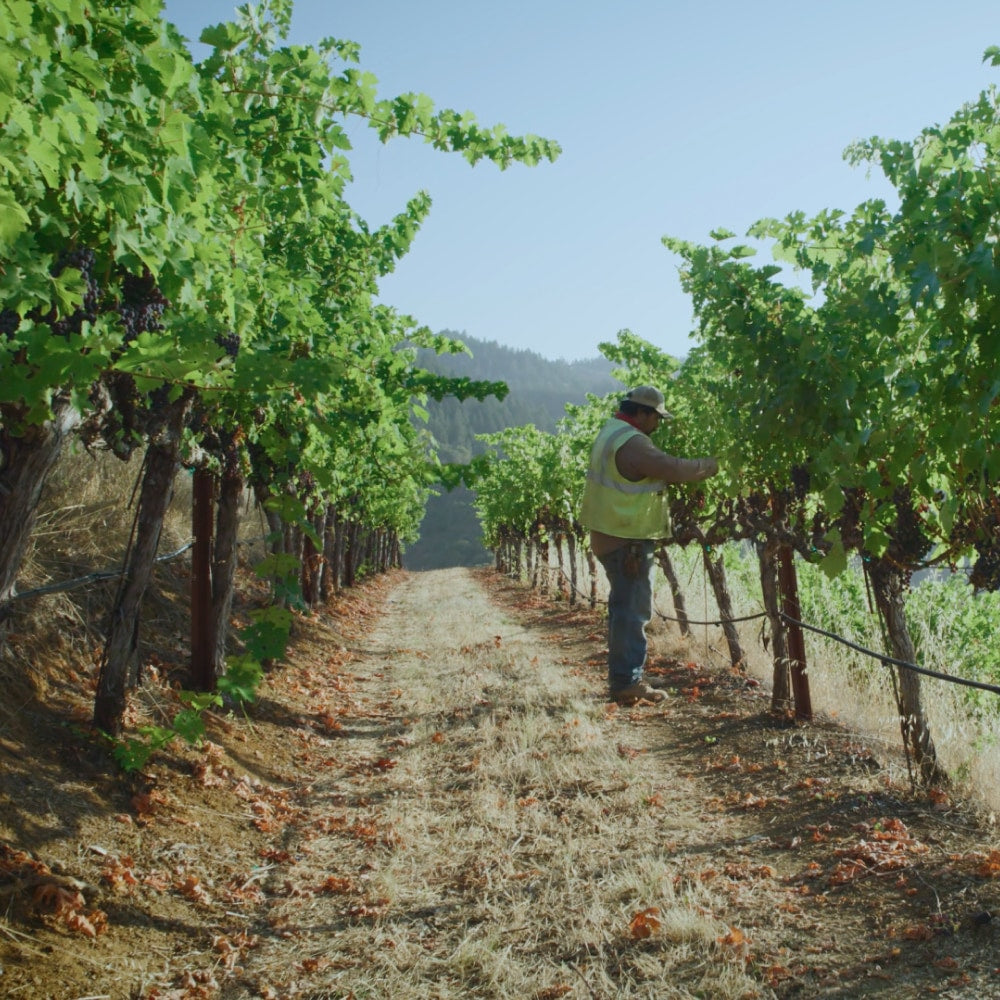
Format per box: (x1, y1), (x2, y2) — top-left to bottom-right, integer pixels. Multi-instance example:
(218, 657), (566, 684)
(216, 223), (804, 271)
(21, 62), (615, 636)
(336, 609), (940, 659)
(7, 458), (1000, 998)
(218, 575), (766, 1000)
(549, 542), (1000, 818)
(687, 553), (1000, 819)
(22, 447), (192, 585)
(532, 546), (1000, 822)
(2, 449), (195, 718)
(358, 664), (741, 998)
(4, 543), (1000, 997)
(6, 447), (273, 697)
(20, 446), (269, 593)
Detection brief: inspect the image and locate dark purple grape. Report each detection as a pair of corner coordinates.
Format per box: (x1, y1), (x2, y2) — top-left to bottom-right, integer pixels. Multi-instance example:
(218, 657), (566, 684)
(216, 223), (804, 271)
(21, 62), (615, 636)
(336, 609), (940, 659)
(117, 269), (169, 343)
(790, 464), (810, 499)
(0, 309), (20, 339)
(49, 247), (100, 337)
(214, 330), (241, 358)
(889, 486), (931, 563)
(971, 546), (1000, 591)
(147, 384), (172, 413)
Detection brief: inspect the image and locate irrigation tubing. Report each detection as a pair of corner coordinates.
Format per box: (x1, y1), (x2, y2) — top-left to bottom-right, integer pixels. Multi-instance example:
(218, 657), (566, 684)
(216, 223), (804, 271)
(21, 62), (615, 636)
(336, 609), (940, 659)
(548, 559), (1000, 699)
(17, 545), (1000, 699)
(6, 534), (275, 604)
(6, 542), (196, 601)
(780, 612), (1000, 697)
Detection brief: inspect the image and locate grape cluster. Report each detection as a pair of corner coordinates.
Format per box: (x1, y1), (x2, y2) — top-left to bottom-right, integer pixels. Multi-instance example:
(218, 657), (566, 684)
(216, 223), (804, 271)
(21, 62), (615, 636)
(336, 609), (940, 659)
(147, 384), (172, 414)
(214, 330), (241, 359)
(837, 487), (866, 553)
(49, 247), (101, 337)
(956, 490), (1000, 591)
(0, 309), (19, 339)
(117, 268), (169, 342)
(888, 486), (932, 564)
(790, 463), (810, 500)
(970, 545), (1000, 592)
(98, 371), (143, 460)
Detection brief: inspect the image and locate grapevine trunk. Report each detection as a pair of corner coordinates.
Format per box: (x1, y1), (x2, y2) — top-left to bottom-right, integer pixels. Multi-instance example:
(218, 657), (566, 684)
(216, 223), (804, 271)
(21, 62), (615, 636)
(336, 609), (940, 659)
(0, 399), (81, 604)
(757, 536), (793, 711)
(868, 558), (944, 787)
(94, 395), (190, 735)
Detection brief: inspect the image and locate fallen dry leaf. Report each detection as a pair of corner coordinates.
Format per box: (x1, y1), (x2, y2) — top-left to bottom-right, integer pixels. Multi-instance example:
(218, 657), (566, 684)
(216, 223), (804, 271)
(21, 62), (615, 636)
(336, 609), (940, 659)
(33, 882), (84, 916)
(629, 906), (661, 939)
(318, 875), (355, 894)
(717, 926), (749, 949)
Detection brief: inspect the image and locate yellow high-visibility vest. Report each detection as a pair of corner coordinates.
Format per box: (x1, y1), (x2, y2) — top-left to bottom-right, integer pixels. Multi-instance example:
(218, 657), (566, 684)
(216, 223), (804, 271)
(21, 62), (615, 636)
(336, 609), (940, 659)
(579, 418), (672, 540)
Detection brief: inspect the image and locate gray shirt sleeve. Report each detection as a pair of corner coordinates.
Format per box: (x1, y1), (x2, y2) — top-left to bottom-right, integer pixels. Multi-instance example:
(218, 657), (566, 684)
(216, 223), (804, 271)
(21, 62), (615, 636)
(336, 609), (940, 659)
(615, 434), (717, 484)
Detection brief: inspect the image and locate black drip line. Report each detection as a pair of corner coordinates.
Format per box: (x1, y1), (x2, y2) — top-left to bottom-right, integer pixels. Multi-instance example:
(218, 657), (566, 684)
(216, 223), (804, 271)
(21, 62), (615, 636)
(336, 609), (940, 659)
(548, 562), (1000, 699)
(5, 535), (275, 603)
(6, 542), (195, 602)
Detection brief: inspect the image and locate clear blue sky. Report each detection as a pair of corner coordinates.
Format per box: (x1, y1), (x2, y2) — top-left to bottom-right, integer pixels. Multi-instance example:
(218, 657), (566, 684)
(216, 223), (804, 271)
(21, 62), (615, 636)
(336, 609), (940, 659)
(162, 0), (1000, 362)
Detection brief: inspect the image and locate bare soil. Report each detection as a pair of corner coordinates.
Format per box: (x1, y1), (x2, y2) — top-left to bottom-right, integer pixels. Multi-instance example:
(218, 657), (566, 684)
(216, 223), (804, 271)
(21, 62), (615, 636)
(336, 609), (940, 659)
(2, 566), (1000, 999)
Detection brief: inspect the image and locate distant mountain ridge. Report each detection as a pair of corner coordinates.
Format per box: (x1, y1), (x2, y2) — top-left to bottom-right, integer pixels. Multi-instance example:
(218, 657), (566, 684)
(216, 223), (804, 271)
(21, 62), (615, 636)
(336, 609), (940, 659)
(406, 333), (621, 569)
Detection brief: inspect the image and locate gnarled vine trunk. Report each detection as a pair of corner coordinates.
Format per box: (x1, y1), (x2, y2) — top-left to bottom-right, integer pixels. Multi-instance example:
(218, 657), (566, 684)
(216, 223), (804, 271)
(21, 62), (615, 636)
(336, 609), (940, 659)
(586, 545), (598, 609)
(538, 535), (550, 595)
(94, 393), (191, 735)
(655, 544), (690, 638)
(301, 507), (326, 609)
(868, 558), (943, 786)
(330, 507), (347, 592)
(756, 537), (793, 713)
(344, 520), (361, 587)
(321, 505), (338, 600)
(554, 532), (568, 600)
(208, 470), (244, 678)
(701, 546), (745, 668)
(190, 467), (214, 691)
(190, 467), (244, 691)
(566, 531), (579, 606)
(0, 398), (82, 605)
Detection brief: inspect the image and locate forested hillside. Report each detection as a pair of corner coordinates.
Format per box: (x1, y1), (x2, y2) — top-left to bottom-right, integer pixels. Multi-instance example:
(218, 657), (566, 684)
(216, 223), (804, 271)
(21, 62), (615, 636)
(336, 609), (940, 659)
(405, 334), (620, 568)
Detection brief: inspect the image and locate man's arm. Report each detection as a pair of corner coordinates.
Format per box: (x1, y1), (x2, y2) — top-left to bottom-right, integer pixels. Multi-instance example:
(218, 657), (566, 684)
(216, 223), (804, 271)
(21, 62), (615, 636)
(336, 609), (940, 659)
(615, 434), (718, 483)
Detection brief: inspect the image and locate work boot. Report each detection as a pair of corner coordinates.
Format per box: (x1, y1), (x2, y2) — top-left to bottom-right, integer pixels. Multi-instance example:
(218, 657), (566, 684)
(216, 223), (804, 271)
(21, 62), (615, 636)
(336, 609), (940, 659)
(609, 681), (666, 705)
(644, 675), (672, 690)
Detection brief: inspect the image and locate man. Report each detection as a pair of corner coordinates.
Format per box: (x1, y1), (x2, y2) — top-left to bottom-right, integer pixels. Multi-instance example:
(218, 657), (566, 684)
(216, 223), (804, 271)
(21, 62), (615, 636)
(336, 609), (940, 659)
(580, 386), (719, 704)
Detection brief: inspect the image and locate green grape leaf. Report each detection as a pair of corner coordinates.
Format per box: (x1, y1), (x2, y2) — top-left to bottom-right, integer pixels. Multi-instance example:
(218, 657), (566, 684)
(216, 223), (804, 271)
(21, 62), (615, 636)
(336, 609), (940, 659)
(171, 708), (207, 746)
(217, 654), (264, 704)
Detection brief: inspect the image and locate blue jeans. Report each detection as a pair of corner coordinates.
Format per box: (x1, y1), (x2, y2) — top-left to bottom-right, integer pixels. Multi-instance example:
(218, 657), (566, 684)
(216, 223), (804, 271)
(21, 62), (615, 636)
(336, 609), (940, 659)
(597, 541), (654, 691)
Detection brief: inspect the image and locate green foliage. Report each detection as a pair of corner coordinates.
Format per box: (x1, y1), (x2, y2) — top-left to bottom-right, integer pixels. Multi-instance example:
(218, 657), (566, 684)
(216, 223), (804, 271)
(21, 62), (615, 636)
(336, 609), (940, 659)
(467, 56), (1000, 772)
(1, 0), (559, 484)
(171, 707), (209, 746)
(906, 573), (1000, 718)
(217, 654), (265, 704)
(110, 725), (177, 773)
(650, 67), (1000, 577)
(244, 605), (295, 661)
(0, 0), (563, 763)
(109, 692), (220, 773)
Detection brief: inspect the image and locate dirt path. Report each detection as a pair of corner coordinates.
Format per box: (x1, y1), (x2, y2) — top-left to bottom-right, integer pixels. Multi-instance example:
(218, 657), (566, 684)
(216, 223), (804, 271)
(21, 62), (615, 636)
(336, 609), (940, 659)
(2, 567), (1000, 999)
(478, 571), (1000, 1000)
